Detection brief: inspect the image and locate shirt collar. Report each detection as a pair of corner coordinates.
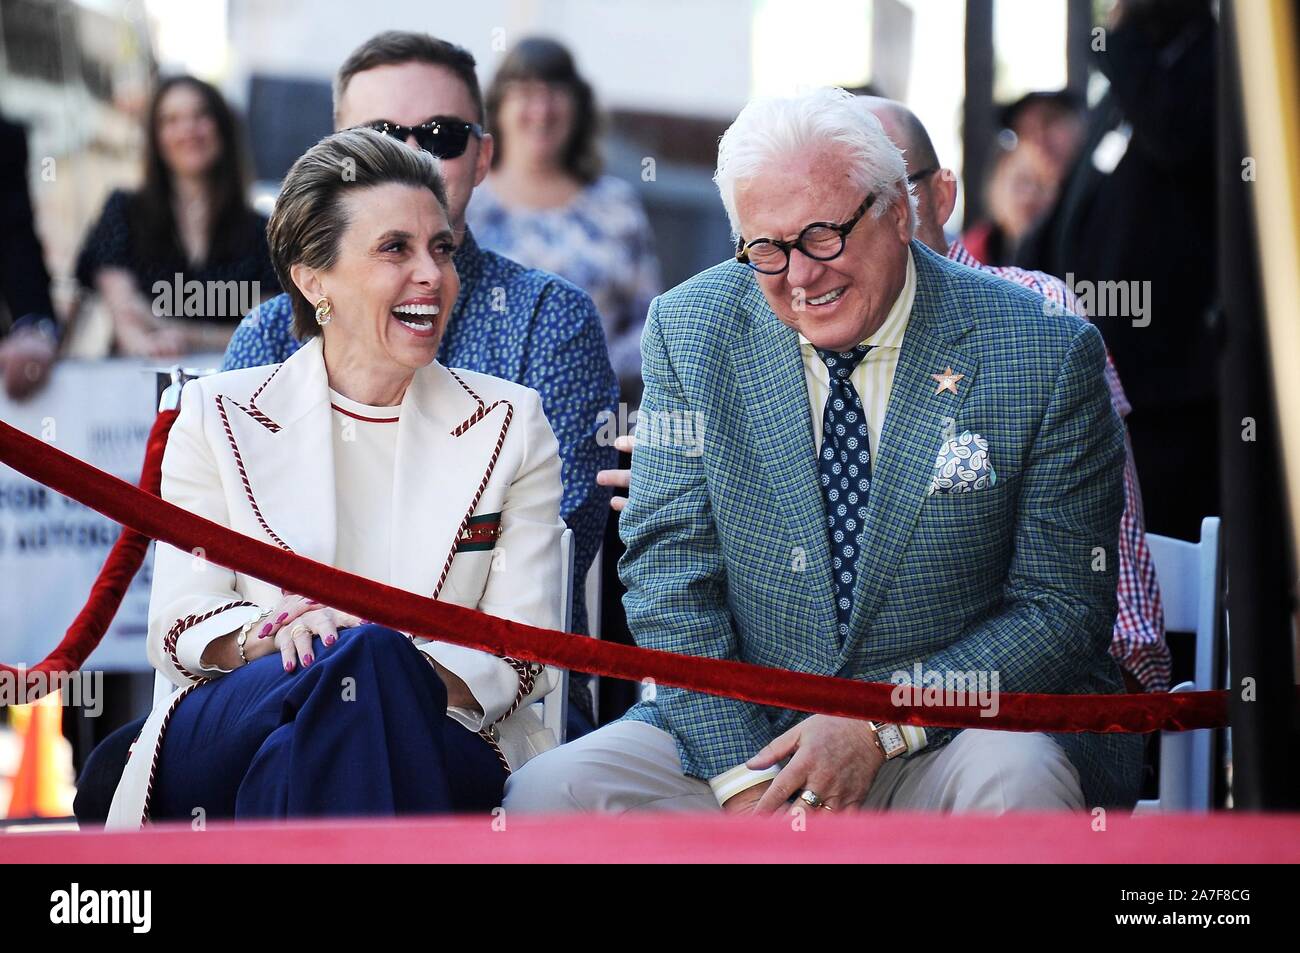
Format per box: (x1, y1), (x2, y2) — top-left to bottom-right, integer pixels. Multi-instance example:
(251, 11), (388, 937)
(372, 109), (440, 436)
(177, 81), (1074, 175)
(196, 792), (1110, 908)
(798, 247), (915, 352)
(945, 238), (978, 267)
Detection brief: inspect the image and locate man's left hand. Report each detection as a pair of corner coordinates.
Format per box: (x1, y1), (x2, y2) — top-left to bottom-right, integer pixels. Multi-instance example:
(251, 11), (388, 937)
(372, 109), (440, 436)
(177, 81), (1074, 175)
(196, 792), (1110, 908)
(746, 715), (885, 815)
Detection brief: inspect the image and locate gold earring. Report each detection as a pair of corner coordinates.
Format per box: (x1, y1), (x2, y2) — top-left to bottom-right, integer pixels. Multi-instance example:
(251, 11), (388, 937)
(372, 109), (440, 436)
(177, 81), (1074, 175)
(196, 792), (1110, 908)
(315, 297), (333, 326)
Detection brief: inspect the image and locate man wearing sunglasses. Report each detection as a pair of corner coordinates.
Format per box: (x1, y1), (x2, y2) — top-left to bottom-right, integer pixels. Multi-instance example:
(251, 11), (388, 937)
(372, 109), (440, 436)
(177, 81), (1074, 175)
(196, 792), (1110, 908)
(218, 33), (616, 737)
(506, 87), (1141, 818)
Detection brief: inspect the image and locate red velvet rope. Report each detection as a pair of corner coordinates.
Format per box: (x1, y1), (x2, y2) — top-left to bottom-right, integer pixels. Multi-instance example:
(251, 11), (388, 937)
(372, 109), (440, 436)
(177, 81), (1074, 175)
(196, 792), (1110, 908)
(0, 409), (177, 688)
(0, 414), (1239, 733)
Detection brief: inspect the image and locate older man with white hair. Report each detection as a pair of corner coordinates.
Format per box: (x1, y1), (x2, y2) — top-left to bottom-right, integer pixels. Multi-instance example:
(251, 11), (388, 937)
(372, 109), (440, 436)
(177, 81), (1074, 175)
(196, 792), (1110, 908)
(506, 87), (1143, 815)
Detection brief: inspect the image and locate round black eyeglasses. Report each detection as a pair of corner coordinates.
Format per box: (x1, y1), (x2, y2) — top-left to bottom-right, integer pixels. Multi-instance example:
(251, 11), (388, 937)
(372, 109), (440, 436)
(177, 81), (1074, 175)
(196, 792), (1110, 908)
(735, 194), (877, 276)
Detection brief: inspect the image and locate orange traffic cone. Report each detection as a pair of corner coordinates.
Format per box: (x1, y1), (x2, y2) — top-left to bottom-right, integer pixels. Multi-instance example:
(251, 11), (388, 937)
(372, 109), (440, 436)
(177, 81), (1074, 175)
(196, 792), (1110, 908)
(6, 690), (66, 818)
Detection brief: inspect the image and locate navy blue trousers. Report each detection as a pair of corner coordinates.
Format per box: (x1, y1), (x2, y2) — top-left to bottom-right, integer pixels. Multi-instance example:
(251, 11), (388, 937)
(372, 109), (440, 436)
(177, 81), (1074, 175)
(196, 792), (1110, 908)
(150, 624), (507, 820)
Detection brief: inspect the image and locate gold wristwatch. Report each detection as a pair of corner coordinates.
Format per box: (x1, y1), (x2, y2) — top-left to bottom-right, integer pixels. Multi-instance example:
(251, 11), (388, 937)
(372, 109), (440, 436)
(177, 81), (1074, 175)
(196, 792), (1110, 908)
(869, 721), (908, 760)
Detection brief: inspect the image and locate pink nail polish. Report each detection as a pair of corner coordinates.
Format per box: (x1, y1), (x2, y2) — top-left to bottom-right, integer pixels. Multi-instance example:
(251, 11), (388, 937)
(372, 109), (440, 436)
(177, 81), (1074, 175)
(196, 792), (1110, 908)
(324, 635), (336, 646)
(260, 622), (272, 637)
(303, 654), (313, 666)
(276, 612), (288, 623)
(284, 660), (294, 672)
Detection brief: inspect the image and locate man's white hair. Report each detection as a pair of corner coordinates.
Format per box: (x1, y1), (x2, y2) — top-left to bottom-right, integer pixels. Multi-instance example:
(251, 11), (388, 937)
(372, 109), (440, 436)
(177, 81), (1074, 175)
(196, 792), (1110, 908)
(714, 87), (917, 241)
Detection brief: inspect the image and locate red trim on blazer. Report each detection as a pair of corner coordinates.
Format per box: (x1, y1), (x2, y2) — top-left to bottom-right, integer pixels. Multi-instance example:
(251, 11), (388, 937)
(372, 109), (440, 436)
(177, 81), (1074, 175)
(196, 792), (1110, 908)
(139, 683), (202, 827)
(146, 600), (259, 826)
(331, 403), (399, 424)
(431, 372), (514, 599)
(216, 395), (294, 552)
(221, 363), (285, 434)
(162, 600), (259, 683)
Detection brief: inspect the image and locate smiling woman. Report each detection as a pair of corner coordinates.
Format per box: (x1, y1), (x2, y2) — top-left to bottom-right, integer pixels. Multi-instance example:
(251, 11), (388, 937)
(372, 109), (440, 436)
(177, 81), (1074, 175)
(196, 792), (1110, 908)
(267, 129), (459, 405)
(104, 128), (567, 828)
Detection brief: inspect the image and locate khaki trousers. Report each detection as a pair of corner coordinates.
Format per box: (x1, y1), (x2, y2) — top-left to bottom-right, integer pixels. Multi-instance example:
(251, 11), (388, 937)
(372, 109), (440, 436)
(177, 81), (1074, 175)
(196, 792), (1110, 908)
(503, 720), (1085, 814)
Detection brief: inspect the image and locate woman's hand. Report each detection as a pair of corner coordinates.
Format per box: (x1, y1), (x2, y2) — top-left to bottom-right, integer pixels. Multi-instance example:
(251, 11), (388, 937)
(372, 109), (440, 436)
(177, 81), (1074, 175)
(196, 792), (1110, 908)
(97, 268), (188, 359)
(116, 322), (188, 359)
(248, 596), (481, 713)
(259, 599), (479, 713)
(257, 593), (365, 672)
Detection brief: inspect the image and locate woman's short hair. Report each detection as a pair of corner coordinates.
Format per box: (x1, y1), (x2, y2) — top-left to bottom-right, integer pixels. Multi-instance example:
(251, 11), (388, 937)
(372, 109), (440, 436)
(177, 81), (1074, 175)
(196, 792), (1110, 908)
(485, 37), (601, 184)
(714, 87), (916, 240)
(268, 128), (450, 340)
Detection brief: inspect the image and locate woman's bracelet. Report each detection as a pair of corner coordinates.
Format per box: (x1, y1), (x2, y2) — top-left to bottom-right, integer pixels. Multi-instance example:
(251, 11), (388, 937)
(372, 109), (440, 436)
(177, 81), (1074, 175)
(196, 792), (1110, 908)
(237, 607), (274, 665)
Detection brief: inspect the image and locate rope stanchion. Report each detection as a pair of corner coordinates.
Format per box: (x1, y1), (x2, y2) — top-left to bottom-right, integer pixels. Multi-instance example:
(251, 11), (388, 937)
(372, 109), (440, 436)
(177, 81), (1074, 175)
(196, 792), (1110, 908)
(0, 415), (1243, 733)
(0, 409), (177, 692)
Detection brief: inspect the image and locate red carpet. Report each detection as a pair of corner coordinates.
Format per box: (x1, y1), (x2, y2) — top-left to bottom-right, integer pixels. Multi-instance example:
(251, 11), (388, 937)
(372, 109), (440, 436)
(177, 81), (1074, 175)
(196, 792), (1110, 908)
(3, 812), (1297, 863)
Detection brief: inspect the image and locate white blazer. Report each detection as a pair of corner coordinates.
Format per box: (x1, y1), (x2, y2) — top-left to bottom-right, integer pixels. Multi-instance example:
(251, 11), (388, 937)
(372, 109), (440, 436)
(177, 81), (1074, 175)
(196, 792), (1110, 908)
(107, 335), (565, 828)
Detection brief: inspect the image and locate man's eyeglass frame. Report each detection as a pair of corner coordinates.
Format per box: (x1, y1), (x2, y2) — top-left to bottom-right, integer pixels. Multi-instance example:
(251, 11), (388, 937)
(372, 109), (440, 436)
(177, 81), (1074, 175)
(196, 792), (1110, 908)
(735, 193), (877, 276)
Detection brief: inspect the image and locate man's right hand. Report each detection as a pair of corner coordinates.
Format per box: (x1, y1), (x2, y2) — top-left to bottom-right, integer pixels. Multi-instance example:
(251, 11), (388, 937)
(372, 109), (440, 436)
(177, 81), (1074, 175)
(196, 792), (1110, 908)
(596, 434), (636, 512)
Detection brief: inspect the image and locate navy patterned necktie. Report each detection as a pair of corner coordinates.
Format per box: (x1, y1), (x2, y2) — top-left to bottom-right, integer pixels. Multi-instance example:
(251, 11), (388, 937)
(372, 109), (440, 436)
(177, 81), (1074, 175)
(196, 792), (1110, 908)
(814, 344), (875, 641)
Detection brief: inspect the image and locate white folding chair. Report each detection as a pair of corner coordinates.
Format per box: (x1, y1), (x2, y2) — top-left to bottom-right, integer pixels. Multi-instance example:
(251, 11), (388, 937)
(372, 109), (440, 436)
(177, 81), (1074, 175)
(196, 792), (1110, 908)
(1135, 516), (1223, 813)
(540, 528), (577, 744)
(152, 373), (192, 709)
(584, 542), (603, 716)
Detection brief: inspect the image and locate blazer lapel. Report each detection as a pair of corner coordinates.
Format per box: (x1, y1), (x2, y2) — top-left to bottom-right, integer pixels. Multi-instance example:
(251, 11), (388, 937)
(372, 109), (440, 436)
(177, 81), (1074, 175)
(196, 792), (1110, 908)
(216, 336), (337, 565)
(731, 282), (840, 661)
(842, 244), (980, 657)
(387, 363), (514, 600)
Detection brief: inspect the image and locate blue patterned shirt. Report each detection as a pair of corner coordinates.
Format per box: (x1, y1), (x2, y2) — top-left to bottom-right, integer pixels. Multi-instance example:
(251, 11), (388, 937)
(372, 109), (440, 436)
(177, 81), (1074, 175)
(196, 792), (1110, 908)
(219, 229), (618, 634)
(467, 175), (661, 404)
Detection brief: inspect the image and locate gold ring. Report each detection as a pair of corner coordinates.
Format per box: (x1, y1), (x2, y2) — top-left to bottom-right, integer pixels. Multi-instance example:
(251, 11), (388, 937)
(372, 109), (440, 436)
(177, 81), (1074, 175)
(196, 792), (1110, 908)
(289, 623), (311, 639)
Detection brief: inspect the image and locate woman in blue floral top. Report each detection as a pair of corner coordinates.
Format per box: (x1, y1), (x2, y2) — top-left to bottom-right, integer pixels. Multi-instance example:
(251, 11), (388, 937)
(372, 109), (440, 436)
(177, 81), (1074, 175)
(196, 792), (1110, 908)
(468, 37), (661, 406)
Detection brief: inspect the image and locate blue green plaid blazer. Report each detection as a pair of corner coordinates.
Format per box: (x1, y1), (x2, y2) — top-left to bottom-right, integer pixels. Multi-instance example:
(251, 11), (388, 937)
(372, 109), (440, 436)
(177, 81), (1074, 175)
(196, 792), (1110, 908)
(619, 240), (1143, 809)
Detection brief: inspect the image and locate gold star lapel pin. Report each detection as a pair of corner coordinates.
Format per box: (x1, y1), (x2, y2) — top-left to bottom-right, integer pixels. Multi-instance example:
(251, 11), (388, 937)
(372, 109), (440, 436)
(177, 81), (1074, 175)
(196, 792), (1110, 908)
(931, 366), (964, 395)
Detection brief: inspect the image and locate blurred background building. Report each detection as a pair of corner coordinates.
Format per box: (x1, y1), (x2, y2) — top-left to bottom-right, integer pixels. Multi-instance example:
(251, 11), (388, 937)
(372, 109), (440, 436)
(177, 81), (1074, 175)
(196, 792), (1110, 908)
(2, 0), (1095, 351)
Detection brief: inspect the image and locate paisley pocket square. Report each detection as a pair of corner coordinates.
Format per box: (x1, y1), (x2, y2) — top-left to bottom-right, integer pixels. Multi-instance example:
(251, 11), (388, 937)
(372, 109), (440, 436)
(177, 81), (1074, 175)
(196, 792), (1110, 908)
(928, 431), (997, 495)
